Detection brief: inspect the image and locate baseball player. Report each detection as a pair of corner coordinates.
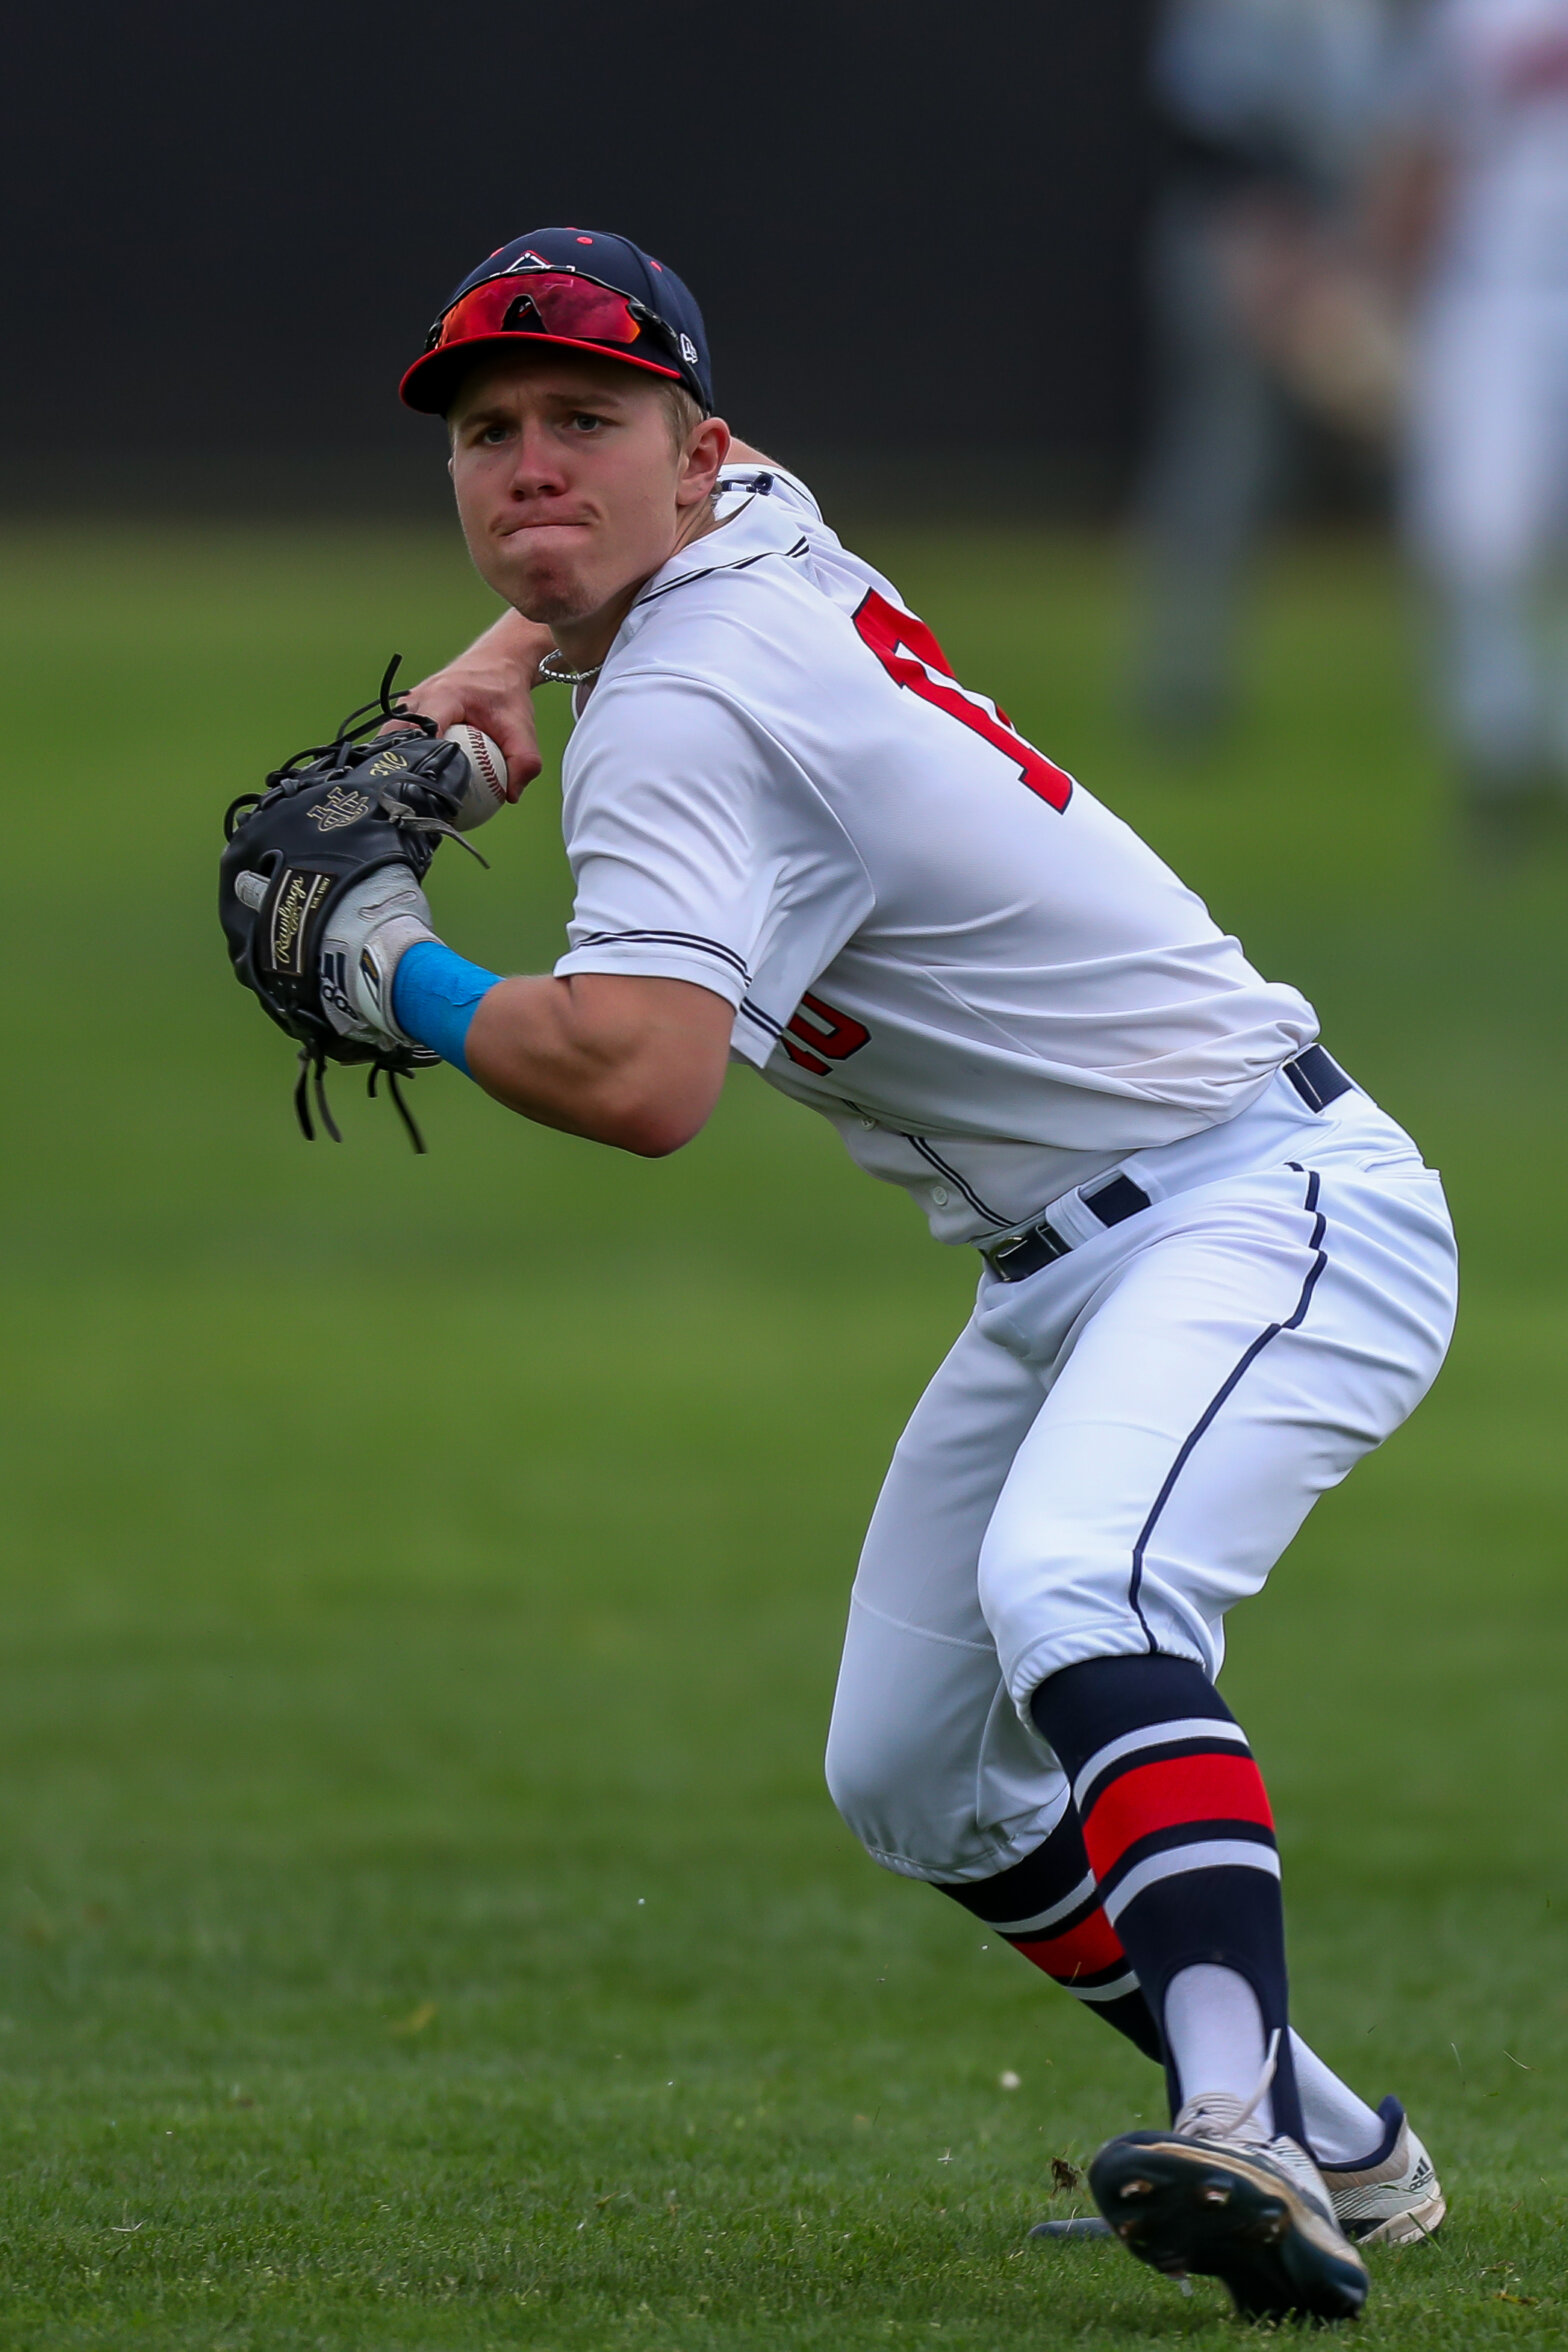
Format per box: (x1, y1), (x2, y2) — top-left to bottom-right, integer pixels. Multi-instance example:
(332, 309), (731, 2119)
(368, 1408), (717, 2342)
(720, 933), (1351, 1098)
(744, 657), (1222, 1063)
(1372, 0), (1568, 816)
(1136, 0), (1397, 739)
(238, 228), (1458, 2321)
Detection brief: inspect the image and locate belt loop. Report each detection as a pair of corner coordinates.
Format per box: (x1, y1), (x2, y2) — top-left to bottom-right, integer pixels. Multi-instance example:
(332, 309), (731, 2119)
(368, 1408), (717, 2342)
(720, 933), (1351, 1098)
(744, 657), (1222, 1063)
(1082, 1172), (1153, 1229)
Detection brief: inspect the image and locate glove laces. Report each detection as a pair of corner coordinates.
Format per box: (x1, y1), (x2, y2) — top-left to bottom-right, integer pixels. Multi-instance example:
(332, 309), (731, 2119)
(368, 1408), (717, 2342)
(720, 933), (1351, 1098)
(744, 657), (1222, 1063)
(294, 1047), (428, 1154)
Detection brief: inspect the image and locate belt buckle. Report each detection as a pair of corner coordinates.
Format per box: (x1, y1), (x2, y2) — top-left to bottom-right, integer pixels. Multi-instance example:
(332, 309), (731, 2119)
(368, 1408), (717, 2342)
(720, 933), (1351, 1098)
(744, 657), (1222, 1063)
(988, 1231), (1033, 1282)
(988, 1218), (1066, 1283)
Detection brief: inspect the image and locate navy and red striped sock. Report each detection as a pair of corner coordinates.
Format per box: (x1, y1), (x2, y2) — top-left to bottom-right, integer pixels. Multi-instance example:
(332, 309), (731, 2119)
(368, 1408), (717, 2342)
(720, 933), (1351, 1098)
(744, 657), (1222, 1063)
(938, 1806), (1161, 2062)
(1029, 1652), (1304, 2142)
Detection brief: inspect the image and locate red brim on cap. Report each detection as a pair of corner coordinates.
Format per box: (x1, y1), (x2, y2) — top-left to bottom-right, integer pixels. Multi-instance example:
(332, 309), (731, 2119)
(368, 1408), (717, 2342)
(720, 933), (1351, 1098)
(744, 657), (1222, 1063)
(399, 332), (685, 415)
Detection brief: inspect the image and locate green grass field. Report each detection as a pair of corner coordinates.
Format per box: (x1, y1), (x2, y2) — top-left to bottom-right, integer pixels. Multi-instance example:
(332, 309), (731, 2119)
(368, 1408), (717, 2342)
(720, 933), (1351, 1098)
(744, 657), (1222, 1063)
(4, 519), (1566, 2349)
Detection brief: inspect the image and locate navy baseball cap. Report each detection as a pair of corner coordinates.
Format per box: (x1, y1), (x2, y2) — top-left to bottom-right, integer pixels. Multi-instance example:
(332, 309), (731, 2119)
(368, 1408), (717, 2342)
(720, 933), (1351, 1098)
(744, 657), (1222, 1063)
(400, 227), (713, 416)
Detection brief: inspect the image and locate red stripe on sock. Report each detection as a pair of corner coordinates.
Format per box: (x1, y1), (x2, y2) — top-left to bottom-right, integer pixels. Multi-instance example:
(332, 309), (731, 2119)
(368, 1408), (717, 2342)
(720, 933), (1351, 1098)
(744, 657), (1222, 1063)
(1081, 1751), (1274, 1880)
(1011, 1907), (1126, 1984)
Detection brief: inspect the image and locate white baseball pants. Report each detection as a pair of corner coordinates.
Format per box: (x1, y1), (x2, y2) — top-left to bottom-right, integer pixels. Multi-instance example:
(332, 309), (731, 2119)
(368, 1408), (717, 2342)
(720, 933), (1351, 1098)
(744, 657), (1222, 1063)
(825, 1072), (1458, 1885)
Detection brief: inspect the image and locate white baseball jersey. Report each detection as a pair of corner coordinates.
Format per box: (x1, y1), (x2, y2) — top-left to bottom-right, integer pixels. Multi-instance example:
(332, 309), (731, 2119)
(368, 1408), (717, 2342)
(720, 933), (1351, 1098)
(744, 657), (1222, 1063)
(555, 466), (1318, 1245)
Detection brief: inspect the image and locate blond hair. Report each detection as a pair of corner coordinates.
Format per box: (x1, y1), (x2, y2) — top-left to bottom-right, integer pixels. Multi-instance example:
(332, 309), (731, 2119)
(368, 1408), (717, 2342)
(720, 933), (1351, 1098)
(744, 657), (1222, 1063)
(655, 378), (705, 454)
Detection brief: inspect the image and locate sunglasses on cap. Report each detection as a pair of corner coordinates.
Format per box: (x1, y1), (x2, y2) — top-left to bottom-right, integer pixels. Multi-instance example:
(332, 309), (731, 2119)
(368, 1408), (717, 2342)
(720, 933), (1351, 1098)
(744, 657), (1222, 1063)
(423, 269), (694, 386)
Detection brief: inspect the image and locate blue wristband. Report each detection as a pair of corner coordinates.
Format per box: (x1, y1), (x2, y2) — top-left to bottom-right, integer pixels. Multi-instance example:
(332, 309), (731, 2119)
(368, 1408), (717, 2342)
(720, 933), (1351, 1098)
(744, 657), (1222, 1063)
(392, 940), (502, 1077)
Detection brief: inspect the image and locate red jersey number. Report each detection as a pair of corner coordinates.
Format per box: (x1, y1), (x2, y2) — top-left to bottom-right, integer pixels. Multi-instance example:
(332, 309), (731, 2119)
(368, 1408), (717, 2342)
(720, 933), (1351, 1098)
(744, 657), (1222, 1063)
(853, 589), (1072, 812)
(784, 992), (870, 1076)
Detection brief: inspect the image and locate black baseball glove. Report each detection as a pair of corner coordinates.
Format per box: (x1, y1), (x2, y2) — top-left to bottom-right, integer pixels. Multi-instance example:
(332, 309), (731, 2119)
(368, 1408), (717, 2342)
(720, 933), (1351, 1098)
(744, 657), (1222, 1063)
(219, 659), (485, 1151)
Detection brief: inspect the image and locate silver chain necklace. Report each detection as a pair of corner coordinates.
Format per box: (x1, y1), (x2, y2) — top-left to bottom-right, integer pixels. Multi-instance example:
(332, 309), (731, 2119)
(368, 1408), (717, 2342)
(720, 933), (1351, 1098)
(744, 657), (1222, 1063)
(537, 649), (604, 686)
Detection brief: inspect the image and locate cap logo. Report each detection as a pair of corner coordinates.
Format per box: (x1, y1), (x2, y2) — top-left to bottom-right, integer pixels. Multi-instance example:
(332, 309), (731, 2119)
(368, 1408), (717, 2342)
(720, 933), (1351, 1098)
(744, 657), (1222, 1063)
(679, 333), (698, 365)
(515, 250), (550, 271)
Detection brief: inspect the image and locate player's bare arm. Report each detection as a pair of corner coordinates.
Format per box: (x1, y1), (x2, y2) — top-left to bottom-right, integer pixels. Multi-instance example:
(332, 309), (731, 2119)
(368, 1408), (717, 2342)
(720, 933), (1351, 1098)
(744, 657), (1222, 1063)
(463, 971), (733, 1154)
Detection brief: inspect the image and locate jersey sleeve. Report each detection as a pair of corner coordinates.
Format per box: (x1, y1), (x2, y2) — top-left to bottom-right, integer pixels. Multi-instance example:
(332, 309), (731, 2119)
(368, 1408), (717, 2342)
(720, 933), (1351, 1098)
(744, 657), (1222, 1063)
(715, 460), (823, 522)
(554, 672), (873, 1066)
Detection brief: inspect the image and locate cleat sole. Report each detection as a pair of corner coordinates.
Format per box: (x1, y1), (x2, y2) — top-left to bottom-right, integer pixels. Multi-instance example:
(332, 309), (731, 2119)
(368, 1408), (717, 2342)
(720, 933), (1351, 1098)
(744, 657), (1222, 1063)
(1088, 2133), (1369, 2324)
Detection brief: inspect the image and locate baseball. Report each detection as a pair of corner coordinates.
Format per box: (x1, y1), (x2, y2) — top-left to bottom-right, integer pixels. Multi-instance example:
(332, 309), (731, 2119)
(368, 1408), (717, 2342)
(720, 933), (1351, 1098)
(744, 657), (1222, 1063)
(442, 724), (509, 829)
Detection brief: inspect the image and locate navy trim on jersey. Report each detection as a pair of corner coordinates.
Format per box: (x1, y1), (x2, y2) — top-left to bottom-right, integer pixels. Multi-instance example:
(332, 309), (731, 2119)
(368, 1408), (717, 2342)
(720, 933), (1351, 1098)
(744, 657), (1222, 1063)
(1126, 1168), (1328, 1646)
(908, 1135), (1011, 1230)
(632, 534), (810, 609)
(573, 927), (750, 982)
(737, 995), (785, 1040)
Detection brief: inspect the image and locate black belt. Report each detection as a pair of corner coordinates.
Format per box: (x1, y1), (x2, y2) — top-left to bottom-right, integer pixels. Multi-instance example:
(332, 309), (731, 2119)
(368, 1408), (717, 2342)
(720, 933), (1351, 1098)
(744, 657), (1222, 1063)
(981, 1046), (1355, 1284)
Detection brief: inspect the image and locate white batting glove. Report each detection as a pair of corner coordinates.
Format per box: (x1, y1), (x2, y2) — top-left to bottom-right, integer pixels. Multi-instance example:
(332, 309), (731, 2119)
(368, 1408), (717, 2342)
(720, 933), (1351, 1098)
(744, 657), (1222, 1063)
(317, 866), (438, 1051)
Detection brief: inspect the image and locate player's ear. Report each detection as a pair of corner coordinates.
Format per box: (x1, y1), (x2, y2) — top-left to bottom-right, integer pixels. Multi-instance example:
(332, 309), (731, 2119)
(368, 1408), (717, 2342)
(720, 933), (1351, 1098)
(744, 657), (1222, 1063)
(677, 415), (730, 510)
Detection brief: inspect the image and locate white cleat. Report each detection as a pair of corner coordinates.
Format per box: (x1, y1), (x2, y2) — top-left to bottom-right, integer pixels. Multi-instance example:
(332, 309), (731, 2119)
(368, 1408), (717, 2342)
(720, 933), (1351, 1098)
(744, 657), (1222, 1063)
(1318, 2096), (1446, 2246)
(1034, 2090), (1445, 2267)
(1088, 2076), (1369, 2323)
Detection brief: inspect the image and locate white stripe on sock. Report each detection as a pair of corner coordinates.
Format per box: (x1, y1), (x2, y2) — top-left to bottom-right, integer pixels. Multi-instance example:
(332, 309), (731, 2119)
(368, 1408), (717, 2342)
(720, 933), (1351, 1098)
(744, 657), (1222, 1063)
(1065, 1970), (1142, 2004)
(1071, 1717), (1249, 1813)
(1101, 1839), (1280, 1924)
(989, 1869), (1099, 1938)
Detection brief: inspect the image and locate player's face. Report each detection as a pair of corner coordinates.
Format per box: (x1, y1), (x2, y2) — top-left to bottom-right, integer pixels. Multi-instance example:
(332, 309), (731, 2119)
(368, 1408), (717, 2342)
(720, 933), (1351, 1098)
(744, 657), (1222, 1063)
(447, 352), (721, 635)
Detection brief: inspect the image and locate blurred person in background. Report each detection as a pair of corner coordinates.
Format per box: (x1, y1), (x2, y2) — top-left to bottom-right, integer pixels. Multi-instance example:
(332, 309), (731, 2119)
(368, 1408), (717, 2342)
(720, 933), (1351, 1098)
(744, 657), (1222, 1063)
(1134, 0), (1403, 742)
(1372, 0), (1568, 830)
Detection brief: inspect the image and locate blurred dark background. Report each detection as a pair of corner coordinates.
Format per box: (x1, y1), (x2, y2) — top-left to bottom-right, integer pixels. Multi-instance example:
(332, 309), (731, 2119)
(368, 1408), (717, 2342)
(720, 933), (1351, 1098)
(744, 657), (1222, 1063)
(0, 0), (1156, 517)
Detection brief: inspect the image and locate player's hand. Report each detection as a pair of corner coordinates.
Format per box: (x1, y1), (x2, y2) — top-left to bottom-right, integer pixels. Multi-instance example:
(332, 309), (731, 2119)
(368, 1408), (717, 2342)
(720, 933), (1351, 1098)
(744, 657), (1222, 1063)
(395, 610), (556, 797)
(317, 866), (436, 1050)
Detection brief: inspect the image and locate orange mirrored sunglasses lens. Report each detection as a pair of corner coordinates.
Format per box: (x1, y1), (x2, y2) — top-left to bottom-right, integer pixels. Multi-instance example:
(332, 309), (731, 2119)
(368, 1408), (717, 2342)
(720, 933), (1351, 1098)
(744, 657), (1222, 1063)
(437, 272), (642, 351)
